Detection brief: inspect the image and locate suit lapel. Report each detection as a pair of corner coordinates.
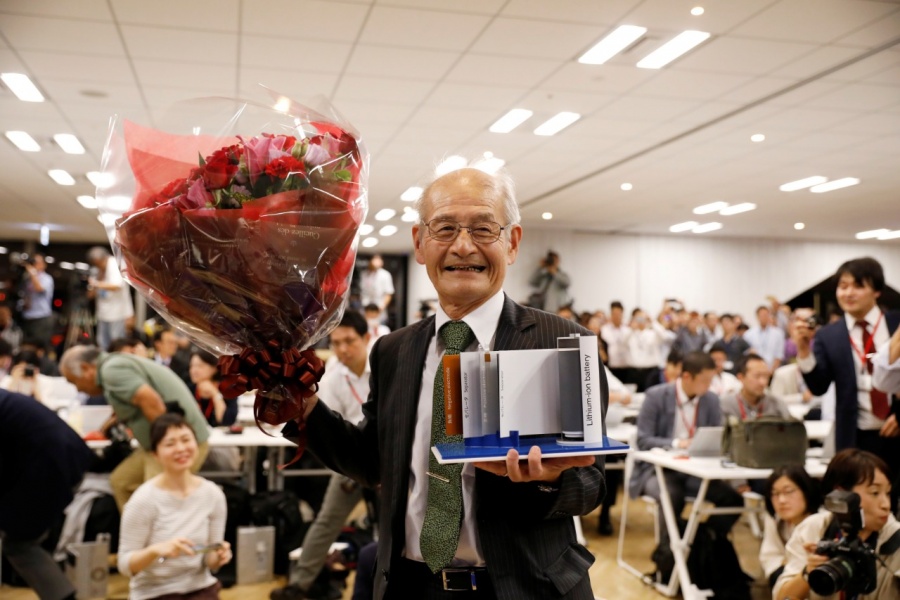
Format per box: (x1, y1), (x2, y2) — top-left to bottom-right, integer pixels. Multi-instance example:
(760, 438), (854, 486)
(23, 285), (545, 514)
(830, 319), (856, 380)
(493, 295), (538, 352)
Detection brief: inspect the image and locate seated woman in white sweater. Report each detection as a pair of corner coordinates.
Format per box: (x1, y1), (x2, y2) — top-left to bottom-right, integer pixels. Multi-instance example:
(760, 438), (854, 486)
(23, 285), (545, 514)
(759, 464), (821, 589)
(118, 413), (232, 600)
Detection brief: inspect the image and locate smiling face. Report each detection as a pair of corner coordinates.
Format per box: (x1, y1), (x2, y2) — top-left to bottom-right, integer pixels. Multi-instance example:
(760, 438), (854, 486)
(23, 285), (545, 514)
(413, 169), (521, 319)
(153, 424), (198, 473)
(836, 272), (880, 320)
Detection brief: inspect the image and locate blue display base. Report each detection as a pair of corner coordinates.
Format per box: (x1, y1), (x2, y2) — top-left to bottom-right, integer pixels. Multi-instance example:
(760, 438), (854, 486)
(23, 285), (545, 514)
(433, 435), (630, 464)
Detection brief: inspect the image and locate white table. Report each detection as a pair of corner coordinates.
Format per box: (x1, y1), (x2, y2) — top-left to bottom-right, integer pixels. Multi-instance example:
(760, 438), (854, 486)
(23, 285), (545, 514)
(86, 425), (328, 493)
(630, 450), (828, 600)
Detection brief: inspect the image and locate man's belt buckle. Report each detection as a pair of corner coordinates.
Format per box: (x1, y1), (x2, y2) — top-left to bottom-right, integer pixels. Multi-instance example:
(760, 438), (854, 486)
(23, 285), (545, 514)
(441, 568), (477, 591)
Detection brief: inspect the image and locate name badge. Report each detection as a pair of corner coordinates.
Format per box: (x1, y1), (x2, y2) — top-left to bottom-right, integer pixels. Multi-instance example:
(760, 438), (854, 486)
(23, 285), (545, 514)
(857, 372), (872, 392)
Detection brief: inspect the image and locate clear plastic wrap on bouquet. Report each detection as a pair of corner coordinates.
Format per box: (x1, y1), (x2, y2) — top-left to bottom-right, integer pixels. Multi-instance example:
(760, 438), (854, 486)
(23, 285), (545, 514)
(98, 93), (368, 434)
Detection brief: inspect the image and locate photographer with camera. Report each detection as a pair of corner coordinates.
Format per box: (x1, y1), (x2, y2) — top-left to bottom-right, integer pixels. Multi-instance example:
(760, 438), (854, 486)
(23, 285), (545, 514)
(527, 250), (571, 313)
(0, 349), (50, 402)
(774, 448), (899, 600)
(19, 253), (55, 350)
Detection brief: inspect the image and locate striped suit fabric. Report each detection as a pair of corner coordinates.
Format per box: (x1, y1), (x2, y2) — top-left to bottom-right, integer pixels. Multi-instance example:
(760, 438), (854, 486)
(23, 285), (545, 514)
(297, 294), (609, 599)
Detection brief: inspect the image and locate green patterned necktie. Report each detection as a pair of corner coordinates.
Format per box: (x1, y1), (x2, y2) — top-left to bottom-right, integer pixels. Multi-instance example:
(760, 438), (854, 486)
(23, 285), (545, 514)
(420, 320), (476, 573)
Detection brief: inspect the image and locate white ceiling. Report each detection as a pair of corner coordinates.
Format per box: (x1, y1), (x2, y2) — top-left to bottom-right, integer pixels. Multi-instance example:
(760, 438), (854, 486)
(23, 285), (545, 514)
(1, 0), (899, 252)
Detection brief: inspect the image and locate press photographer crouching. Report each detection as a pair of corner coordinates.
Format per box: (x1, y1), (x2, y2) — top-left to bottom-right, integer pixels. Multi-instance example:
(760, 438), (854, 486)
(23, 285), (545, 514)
(774, 449), (899, 600)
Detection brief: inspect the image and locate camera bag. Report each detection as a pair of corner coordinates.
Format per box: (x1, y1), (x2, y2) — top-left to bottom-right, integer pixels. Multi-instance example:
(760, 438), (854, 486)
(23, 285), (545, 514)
(722, 416), (807, 469)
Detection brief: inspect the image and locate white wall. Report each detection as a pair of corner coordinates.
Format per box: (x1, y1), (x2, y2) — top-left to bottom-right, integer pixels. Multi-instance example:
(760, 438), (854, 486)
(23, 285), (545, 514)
(405, 229), (900, 324)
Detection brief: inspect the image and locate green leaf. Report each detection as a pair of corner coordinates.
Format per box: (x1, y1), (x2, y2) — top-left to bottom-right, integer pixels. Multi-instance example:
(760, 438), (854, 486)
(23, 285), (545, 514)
(334, 169), (351, 182)
(198, 152), (206, 166)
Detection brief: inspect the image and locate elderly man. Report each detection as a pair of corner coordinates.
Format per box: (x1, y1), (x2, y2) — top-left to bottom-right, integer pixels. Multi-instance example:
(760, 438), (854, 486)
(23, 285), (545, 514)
(86, 246), (134, 352)
(285, 168), (607, 600)
(60, 344), (210, 510)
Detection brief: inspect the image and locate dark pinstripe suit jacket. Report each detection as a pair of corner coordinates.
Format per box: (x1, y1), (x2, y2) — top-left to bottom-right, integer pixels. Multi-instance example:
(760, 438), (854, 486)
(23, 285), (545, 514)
(297, 295), (608, 599)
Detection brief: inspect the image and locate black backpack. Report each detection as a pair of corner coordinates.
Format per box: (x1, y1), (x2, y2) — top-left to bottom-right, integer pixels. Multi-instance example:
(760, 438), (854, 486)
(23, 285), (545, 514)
(687, 524), (752, 599)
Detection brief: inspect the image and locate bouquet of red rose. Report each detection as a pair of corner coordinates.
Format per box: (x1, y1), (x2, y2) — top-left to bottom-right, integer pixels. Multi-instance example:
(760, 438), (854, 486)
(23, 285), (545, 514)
(98, 96), (368, 436)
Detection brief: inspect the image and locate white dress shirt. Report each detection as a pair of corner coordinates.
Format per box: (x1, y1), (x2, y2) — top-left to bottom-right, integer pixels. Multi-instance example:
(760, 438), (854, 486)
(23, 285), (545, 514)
(404, 290), (505, 566)
(672, 378), (700, 443)
(316, 358), (369, 425)
(600, 323), (630, 368)
(873, 342), (900, 395)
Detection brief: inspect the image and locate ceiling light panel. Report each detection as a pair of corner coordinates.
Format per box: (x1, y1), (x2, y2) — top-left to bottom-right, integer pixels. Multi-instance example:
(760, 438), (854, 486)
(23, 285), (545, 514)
(636, 30), (711, 69)
(779, 176), (827, 192)
(1, 72), (44, 102)
(693, 201), (728, 214)
(53, 134), (85, 154)
(48, 169), (75, 185)
(400, 186), (422, 201)
(855, 229), (888, 240)
(578, 25), (647, 65)
(489, 109), (533, 133)
(809, 177), (860, 193)
(533, 112), (581, 136)
(692, 222), (722, 233)
(5, 131), (40, 152)
(719, 202), (756, 215)
(669, 221), (698, 233)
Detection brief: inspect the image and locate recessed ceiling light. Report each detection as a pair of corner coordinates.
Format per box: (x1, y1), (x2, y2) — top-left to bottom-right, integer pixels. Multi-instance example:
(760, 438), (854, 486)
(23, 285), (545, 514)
(102, 195), (132, 213)
(620, 183), (633, 191)
(401, 210), (418, 223)
(59, 261), (75, 270)
(48, 169), (75, 185)
(855, 229), (888, 240)
(0, 246), (7, 254)
(877, 230), (900, 240)
(719, 202), (756, 215)
(400, 186), (422, 202)
(692, 222), (722, 233)
(359, 224), (374, 235)
(77, 195), (99, 209)
(1, 72), (44, 102)
(542, 212), (553, 220)
(44, 256), (55, 263)
(362, 237), (379, 248)
(40, 225), (50, 246)
(636, 30), (711, 69)
(669, 221), (699, 233)
(5, 131), (40, 152)
(750, 133), (765, 143)
(489, 109), (533, 133)
(379, 225), (398, 237)
(86, 171), (115, 188)
(779, 176), (827, 192)
(533, 112), (581, 136)
(691, 6), (705, 16)
(192, 126), (201, 136)
(809, 177), (860, 193)
(578, 25), (647, 65)
(435, 155), (467, 176)
(53, 133), (85, 154)
(794, 222), (805, 230)
(693, 201), (728, 214)
(472, 155), (505, 174)
(74, 262), (90, 271)
(374, 208), (396, 221)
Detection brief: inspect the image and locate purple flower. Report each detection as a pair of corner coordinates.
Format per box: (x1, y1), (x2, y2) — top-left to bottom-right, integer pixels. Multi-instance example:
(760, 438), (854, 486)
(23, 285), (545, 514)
(184, 178), (214, 209)
(303, 143), (331, 168)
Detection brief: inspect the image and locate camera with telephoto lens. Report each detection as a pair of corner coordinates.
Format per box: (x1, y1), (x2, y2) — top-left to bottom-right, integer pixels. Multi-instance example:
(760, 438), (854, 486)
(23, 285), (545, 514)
(23, 365), (36, 378)
(807, 490), (878, 596)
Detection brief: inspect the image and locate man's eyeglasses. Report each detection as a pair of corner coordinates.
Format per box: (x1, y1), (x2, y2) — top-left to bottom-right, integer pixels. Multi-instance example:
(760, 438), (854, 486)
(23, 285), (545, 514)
(423, 219), (510, 244)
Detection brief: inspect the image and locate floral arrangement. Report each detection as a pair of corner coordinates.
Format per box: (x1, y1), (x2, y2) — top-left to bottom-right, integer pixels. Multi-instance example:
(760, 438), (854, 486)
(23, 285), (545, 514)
(100, 98), (368, 441)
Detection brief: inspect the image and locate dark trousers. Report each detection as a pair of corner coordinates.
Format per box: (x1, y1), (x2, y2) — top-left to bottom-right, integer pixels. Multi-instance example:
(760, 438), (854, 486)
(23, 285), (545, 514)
(641, 469), (743, 547)
(856, 428), (900, 511)
(1, 530), (75, 600)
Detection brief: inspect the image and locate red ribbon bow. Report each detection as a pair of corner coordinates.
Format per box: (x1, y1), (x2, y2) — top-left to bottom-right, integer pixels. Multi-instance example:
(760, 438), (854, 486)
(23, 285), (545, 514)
(218, 340), (325, 465)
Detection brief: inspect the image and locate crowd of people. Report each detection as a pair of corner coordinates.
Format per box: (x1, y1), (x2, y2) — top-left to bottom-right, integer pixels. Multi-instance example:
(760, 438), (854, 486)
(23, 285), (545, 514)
(1, 168), (899, 600)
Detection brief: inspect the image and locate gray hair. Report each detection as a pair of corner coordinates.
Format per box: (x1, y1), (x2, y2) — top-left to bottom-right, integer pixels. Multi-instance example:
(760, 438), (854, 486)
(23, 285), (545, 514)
(60, 344), (102, 377)
(414, 167), (521, 228)
(87, 246), (111, 264)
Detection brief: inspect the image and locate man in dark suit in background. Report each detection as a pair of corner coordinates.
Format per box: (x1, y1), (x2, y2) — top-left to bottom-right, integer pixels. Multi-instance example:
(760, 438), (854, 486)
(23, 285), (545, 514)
(793, 257), (900, 484)
(285, 168), (607, 600)
(628, 351), (743, 556)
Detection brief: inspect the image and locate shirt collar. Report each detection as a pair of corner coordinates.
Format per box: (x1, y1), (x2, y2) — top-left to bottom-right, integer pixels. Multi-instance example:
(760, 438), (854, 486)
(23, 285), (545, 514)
(675, 378), (697, 405)
(435, 290), (505, 352)
(844, 305), (882, 331)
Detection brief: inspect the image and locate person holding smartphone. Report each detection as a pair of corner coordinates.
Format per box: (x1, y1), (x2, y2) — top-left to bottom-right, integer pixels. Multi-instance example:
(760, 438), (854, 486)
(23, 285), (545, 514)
(0, 350), (50, 401)
(118, 414), (231, 600)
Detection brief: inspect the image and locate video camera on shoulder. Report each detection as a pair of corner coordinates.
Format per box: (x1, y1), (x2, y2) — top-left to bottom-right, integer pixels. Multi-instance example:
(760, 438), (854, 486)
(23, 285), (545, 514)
(808, 490), (878, 596)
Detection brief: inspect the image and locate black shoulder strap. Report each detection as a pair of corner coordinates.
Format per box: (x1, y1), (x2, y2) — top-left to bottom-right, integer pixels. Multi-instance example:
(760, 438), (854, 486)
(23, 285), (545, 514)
(822, 515), (841, 541)
(879, 527), (900, 556)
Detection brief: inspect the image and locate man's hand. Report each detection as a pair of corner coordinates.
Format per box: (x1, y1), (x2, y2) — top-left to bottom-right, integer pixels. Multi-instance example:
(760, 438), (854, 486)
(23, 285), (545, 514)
(803, 541), (829, 573)
(473, 446), (594, 483)
(791, 317), (815, 358)
(880, 414), (899, 438)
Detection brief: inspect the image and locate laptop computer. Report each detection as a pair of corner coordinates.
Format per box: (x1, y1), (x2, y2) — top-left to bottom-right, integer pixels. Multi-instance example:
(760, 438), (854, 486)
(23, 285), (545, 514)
(688, 426), (725, 458)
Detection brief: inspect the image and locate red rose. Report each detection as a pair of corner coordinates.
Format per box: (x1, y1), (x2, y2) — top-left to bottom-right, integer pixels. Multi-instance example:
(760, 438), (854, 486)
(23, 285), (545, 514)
(265, 156), (306, 179)
(201, 150), (238, 189)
